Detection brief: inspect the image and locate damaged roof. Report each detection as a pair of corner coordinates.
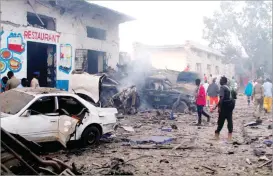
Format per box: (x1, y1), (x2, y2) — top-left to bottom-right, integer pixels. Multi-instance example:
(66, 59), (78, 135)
(39, 0), (135, 24)
(134, 41), (224, 57)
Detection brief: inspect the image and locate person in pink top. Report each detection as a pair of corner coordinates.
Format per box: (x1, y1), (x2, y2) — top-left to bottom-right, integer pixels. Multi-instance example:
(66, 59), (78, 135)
(195, 78), (211, 125)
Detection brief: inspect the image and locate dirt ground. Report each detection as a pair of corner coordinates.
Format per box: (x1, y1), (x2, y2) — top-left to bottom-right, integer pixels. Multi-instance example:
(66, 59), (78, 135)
(49, 95), (272, 176)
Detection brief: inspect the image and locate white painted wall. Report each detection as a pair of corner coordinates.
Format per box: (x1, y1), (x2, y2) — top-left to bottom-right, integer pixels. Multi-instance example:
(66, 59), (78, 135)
(133, 44), (235, 79)
(0, 0), (120, 89)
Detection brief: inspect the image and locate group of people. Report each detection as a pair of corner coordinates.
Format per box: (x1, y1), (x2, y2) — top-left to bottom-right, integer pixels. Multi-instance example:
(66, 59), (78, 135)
(244, 78), (272, 117)
(195, 75), (236, 141)
(0, 71), (40, 93)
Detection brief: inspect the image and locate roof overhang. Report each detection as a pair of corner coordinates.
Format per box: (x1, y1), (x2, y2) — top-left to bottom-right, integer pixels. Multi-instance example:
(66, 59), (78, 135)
(37, 0), (135, 24)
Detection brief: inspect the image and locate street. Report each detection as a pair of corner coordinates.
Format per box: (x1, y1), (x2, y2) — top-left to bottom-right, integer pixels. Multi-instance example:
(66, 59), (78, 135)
(48, 95), (272, 175)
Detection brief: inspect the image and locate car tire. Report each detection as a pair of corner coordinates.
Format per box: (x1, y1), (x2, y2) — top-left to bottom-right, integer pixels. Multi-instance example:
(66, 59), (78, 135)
(173, 101), (189, 113)
(81, 126), (101, 146)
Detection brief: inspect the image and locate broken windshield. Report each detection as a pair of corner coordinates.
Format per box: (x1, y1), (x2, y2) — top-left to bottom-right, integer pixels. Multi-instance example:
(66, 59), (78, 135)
(0, 90), (34, 115)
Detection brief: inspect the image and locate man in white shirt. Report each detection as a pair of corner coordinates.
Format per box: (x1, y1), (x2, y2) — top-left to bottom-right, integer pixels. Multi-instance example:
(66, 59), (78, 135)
(263, 78), (272, 113)
(30, 72), (40, 88)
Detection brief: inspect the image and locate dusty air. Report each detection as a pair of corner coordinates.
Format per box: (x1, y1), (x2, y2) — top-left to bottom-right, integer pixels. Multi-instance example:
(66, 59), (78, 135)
(0, 0), (272, 175)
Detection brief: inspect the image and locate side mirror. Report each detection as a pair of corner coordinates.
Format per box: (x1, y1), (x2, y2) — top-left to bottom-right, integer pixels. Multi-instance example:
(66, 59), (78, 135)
(22, 110), (31, 117)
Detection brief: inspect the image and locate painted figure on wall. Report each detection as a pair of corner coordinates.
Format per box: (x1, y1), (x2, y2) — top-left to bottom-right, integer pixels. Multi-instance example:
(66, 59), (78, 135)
(59, 44), (72, 74)
(7, 33), (25, 53)
(0, 32), (24, 74)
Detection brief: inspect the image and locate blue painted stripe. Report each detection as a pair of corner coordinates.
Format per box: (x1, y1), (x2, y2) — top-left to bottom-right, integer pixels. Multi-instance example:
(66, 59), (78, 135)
(56, 80), (69, 91)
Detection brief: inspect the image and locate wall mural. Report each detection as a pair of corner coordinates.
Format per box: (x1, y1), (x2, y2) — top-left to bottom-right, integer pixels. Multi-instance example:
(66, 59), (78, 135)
(0, 32), (25, 74)
(59, 44), (72, 74)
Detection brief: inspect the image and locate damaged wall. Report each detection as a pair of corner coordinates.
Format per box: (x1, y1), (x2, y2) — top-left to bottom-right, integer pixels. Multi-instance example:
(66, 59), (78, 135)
(133, 42), (236, 79)
(0, 0), (121, 90)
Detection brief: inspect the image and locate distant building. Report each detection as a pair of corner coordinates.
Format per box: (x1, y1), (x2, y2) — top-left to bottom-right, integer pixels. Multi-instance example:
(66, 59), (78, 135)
(0, 0), (134, 90)
(133, 40), (235, 79)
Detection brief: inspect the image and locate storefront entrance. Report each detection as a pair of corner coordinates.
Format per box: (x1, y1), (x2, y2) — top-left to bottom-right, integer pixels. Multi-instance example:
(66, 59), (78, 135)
(27, 41), (56, 87)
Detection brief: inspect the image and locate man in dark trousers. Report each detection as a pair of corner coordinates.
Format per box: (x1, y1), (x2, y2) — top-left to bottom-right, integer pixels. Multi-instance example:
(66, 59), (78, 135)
(207, 78), (220, 112)
(213, 76), (235, 141)
(195, 78), (210, 125)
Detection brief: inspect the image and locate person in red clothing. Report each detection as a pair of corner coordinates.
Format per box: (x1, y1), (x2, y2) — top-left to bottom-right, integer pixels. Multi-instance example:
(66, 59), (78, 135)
(195, 78), (211, 125)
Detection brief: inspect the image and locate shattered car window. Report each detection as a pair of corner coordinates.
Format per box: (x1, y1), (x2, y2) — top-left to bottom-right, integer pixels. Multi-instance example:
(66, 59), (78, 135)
(0, 90), (34, 115)
(28, 96), (56, 115)
(58, 96), (85, 115)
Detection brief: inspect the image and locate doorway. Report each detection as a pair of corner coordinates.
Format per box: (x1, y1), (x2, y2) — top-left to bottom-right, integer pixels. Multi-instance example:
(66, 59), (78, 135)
(27, 41), (56, 87)
(87, 50), (105, 74)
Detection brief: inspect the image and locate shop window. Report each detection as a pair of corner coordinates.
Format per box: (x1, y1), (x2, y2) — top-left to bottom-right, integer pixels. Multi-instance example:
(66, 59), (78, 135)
(196, 63), (202, 72)
(27, 12), (56, 31)
(86, 26), (106, 40)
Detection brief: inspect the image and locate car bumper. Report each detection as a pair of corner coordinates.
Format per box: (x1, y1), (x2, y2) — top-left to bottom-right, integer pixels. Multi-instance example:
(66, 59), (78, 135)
(102, 123), (117, 134)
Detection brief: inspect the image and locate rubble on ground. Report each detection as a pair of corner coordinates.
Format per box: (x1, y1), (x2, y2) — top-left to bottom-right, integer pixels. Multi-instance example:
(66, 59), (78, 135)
(40, 96), (272, 175)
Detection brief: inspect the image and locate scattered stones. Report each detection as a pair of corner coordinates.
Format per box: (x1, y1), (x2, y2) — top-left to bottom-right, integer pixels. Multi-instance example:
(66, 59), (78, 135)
(253, 149), (266, 157)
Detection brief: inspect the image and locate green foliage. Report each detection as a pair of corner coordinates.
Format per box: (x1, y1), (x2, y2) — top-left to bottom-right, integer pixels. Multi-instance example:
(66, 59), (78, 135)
(203, 1), (272, 75)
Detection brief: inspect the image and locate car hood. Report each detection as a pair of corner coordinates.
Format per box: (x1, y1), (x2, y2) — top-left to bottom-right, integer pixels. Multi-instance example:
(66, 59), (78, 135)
(0, 112), (12, 118)
(70, 72), (102, 103)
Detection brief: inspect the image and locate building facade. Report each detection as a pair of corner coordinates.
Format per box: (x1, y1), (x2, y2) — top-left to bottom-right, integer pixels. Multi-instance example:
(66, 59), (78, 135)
(133, 41), (235, 79)
(0, 0), (133, 90)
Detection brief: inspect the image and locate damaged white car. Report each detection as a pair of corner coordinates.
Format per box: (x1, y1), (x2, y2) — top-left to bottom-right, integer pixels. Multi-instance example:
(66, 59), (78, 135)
(0, 88), (118, 147)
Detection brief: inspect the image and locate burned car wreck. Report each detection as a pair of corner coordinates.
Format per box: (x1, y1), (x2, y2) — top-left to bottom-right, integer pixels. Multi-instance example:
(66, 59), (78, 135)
(70, 71), (140, 114)
(139, 75), (196, 113)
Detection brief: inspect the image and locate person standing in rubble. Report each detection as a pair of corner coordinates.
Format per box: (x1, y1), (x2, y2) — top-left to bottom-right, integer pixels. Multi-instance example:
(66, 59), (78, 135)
(30, 72), (40, 88)
(207, 78), (220, 112)
(203, 80), (209, 107)
(252, 78), (264, 118)
(195, 78), (211, 125)
(208, 74), (213, 84)
(204, 74), (207, 82)
(230, 76), (237, 91)
(262, 78), (272, 113)
(213, 76), (235, 141)
(244, 81), (253, 106)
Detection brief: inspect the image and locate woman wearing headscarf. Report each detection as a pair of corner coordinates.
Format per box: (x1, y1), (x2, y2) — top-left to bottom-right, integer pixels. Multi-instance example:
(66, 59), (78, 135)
(244, 81), (253, 106)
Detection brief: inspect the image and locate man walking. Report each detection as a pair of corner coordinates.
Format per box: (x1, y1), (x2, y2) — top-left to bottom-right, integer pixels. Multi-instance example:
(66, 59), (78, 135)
(5, 71), (20, 91)
(252, 78), (264, 118)
(213, 76), (235, 141)
(207, 78), (220, 112)
(195, 78), (210, 125)
(203, 80), (209, 107)
(263, 78), (272, 113)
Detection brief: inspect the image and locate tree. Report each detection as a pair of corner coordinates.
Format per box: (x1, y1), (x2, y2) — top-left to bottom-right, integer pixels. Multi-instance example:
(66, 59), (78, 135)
(203, 1), (272, 79)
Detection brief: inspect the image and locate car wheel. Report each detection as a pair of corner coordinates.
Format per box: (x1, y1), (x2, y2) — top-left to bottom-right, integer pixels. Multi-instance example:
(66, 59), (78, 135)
(173, 101), (189, 113)
(81, 126), (101, 146)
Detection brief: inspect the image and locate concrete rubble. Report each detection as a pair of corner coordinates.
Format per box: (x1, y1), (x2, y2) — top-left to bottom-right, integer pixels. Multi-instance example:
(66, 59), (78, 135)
(41, 96), (272, 175)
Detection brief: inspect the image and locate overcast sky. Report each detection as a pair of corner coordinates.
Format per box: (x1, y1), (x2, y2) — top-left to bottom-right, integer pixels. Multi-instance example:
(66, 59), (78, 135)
(91, 1), (220, 53)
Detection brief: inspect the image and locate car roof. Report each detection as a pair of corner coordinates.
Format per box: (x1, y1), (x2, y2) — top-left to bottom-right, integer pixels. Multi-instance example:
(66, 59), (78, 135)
(12, 87), (71, 96)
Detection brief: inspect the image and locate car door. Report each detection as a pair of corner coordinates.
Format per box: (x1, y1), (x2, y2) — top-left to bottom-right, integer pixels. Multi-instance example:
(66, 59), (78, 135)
(16, 96), (59, 142)
(56, 96), (86, 146)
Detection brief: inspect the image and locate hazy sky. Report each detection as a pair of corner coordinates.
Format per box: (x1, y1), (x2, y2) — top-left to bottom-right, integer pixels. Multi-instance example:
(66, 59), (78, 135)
(91, 1), (220, 53)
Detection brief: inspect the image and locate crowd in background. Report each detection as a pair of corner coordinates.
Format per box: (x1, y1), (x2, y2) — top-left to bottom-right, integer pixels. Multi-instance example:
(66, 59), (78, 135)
(244, 78), (272, 117)
(0, 71), (40, 93)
